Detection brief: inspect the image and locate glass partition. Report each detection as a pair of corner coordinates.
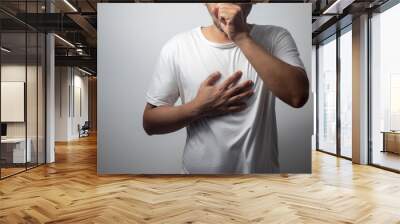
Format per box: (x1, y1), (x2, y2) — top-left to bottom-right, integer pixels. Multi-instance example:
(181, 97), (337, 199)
(318, 36), (337, 155)
(38, 32), (45, 165)
(0, 1), (46, 179)
(0, 31), (28, 177)
(27, 31), (38, 169)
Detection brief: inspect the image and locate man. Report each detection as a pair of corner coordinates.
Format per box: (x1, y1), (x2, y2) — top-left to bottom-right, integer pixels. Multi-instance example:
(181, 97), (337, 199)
(143, 3), (309, 174)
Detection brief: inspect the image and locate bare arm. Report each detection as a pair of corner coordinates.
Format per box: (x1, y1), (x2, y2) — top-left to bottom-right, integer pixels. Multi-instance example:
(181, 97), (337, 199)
(235, 35), (309, 108)
(216, 3), (309, 108)
(143, 71), (254, 135)
(143, 102), (200, 135)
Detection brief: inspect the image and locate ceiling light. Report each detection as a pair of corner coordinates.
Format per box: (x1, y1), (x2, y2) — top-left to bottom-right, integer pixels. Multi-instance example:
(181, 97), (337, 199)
(323, 0), (354, 15)
(63, 0), (78, 12)
(78, 67), (93, 76)
(323, 0), (341, 14)
(76, 48), (85, 55)
(1, 47), (11, 53)
(54, 34), (75, 48)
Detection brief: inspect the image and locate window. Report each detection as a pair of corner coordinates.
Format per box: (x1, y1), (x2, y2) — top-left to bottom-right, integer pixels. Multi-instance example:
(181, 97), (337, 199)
(316, 25), (353, 159)
(390, 74), (400, 130)
(339, 28), (352, 158)
(318, 36), (337, 155)
(370, 2), (400, 171)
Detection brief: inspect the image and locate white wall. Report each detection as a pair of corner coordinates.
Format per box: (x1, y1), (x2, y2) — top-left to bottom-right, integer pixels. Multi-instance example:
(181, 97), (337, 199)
(1, 64), (46, 164)
(1, 65), (38, 138)
(55, 66), (70, 141)
(1, 66), (26, 129)
(98, 3), (312, 174)
(72, 73), (89, 138)
(55, 67), (89, 141)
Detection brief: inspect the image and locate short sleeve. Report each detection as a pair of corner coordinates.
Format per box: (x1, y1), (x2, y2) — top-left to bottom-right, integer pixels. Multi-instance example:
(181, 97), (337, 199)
(146, 42), (180, 106)
(273, 29), (305, 70)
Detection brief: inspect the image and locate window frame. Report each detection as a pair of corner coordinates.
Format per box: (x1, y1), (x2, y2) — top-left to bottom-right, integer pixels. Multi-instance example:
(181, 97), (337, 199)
(315, 24), (353, 161)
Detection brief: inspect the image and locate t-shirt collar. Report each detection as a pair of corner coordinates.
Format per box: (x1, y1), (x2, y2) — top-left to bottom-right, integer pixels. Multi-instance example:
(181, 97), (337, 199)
(197, 24), (257, 49)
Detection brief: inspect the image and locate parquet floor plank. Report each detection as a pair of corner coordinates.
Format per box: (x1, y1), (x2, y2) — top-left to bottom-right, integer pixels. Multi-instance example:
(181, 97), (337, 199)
(1, 135), (400, 223)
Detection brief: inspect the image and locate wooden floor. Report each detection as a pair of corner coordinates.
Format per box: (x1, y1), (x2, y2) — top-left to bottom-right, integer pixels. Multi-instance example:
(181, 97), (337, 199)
(1, 135), (400, 223)
(1, 167), (26, 178)
(372, 150), (400, 171)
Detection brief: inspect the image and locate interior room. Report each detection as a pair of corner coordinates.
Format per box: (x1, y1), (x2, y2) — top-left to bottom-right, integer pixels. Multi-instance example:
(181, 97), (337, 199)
(0, 0), (400, 223)
(0, 23), (46, 178)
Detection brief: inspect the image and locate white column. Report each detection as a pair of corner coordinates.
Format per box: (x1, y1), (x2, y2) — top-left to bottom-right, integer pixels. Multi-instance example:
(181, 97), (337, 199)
(46, 33), (55, 163)
(45, 1), (56, 163)
(352, 14), (369, 164)
(312, 45), (317, 150)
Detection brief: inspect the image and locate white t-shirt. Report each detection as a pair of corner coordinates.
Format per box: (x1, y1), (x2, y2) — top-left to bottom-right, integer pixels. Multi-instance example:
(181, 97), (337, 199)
(146, 25), (304, 174)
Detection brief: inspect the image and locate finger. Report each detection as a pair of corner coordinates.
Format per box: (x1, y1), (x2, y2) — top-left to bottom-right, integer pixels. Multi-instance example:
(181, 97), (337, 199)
(225, 79), (253, 97)
(204, 71), (221, 86)
(227, 103), (247, 113)
(218, 10), (234, 26)
(228, 101), (247, 107)
(218, 5), (239, 14)
(215, 4), (231, 23)
(227, 72), (243, 89)
(218, 3), (238, 11)
(220, 71), (243, 90)
(227, 89), (254, 105)
(218, 11), (229, 24)
(218, 7), (236, 17)
(212, 5), (219, 19)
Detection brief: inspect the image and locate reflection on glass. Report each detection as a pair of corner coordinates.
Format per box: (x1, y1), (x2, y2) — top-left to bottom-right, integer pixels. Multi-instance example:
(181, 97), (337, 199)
(371, 3), (400, 171)
(340, 29), (352, 158)
(1, 32), (27, 177)
(318, 37), (337, 154)
(38, 33), (46, 165)
(0, 0), (47, 178)
(27, 31), (38, 169)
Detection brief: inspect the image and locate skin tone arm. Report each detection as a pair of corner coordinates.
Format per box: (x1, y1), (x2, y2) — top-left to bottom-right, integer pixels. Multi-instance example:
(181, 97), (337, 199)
(212, 3), (309, 108)
(143, 71), (254, 135)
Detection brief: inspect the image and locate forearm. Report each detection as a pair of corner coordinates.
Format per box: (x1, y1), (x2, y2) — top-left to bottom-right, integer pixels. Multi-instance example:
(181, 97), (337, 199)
(143, 102), (201, 135)
(235, 35), (309, 108)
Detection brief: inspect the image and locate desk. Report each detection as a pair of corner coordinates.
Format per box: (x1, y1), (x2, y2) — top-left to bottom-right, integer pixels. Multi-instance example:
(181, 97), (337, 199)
(382, 131), (400, 154)
(1, 138), (31, 163)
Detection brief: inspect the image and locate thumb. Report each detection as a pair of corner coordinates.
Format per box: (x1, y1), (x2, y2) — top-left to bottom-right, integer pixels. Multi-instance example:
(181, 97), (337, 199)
(204, 71), (221, 86)
(212, 4), (220, 19)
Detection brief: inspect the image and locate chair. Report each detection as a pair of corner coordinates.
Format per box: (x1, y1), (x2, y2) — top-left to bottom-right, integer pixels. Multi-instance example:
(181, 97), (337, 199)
(79, 121), (90, 138)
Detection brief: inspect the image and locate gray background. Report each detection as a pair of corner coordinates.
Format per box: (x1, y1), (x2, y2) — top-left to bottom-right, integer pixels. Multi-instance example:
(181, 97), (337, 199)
(97, 3), (312, 174)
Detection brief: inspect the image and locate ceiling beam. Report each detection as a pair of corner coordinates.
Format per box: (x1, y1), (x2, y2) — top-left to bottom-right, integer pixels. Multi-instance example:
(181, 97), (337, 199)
(67, 13), (97, 42)
(55, 55), (96, 69)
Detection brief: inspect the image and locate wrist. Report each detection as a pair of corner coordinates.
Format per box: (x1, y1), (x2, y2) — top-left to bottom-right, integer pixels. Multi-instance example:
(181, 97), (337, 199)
(232, 32), (251, 45)
(184, 99), (204, 121)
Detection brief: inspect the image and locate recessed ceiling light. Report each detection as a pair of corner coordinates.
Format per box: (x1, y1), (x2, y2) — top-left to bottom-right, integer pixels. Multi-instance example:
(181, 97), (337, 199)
(78, 67), (93, 76)
(63, 0), (78, 12)
(1, 47), (11, 53)
(323, 0), (354, 15)
(54, 34), (75, 48)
